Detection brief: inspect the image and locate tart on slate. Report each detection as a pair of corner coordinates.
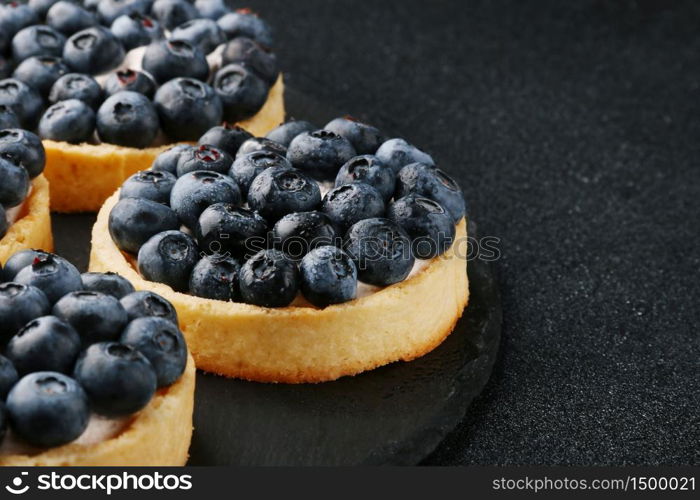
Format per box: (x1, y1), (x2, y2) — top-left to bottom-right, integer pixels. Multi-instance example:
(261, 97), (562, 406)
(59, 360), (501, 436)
(0, 1), (285, 213)
(90, 117), (470, 383)
(0, 251), (194, 466)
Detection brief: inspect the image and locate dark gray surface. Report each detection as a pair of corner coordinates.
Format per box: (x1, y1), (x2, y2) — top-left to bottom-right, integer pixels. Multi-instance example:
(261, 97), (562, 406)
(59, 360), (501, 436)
(235, 0), (700, 465)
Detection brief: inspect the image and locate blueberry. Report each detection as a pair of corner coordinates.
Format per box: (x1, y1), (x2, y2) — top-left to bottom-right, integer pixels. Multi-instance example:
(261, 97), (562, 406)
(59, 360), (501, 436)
(0, 206), (7, 239)
(194, 0), (227, 20)
(28, 0), (60, 18)
(151, 144), (192, 175)
(387, 194), (456, 259)
(110, 12), (162, 51)
(151, 0), (197, 31)
(53, 291), (129, 345)
(272, 211), (337, 260)
(137, 230), (199, 292)
(375, 138), (435, 174)
(96, 0), (151, 25)
(12, 55), (70, 98)
(142, 39), (209, 84)
(14, 253), (83, 304)
(48, 72), (103, 109)
(169, 170), (241, 229)
(38, 98), (96, 143)
(335, 155), (395, 202)
(0, 156), (29, 208)
(196, 203), (267, 259)
(12, 25), (66, 61)
(325, 117), (384, 155)
(96, 91), (159, 148)
(108, 197), (180, 254)
(229, 150), (291, 196)
(120, 290), (178, 324)
(343, 218), (415, 286)
(73, 342), (156, 416)
(121, 316), (187, 387)
(300, 246), (357, 308)
(0, 355), (18, 399)
(0, 104), (20, 129)
(188, 254), (241, 301)
(0, 2), (38, 52)
(322, 183), (385, 233)
(154, 77), (222, 141)
(213, 63), (270, 123)
(217, 9), (273, 46)
(176, 144), (232, 177)
(239, 249), (299, 307)
(0, 79), (44, 129)
(46, 1), (96, 35)
(236, 136), (287, 158)
(171, 18), (225, 54)
(220, 37), (279, 85)
(63, 26), (125, 75)
(395, 163), (466, 223)
(103, 69), (156, 99)
(0, 282), (50, 343)
(6, 315), (81, 375)
(0, 128), (45, 178)
(119, 169), (177, 204)
(2, 249), (50, 281)
(287, 130), (357, 181)
(6, 371), (89, 447)
(0, 57), (10, 80)
(198, 124), (252, 157)
(80, 272), (135, 299)
(247, 166), (321, 222)
(265, 120), (316, 148)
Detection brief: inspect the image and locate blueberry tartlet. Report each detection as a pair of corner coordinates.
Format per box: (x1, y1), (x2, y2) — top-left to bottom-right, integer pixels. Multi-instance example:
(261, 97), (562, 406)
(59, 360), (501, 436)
(0, 1), (285, 213)
(0, 250), (194, 465)
(90, 117), (469, 383)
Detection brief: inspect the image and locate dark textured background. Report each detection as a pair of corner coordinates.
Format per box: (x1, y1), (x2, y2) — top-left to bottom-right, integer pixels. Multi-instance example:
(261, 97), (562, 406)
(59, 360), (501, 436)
(240, 0), (700, 465)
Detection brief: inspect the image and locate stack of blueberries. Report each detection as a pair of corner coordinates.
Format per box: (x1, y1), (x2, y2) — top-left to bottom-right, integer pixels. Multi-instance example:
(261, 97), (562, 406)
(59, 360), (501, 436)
(109, 117), (467, 308)
(0, 0), (278, 145)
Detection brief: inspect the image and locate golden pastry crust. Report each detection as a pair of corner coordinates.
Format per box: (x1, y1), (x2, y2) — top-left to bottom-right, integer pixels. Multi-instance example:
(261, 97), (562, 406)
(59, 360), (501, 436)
(0, 352), (195, 466)
(90, 190), (469, 383)
(44, 75), (286, 213)
(0, 175), (53, 265)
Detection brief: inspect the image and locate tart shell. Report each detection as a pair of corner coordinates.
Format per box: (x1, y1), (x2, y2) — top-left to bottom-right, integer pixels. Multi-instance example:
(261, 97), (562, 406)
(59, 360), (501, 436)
(90, 191), (470, 383)
(43, 75), (286, 213)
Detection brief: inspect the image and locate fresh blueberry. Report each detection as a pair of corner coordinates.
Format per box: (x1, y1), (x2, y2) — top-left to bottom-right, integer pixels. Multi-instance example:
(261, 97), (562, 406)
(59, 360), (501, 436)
(12, 24), (66, 61)
(151, 144), (192, 174)
(108, 197), (180, 254)
(220, 37), (279, 85)
(272, 211), (337, 260)
(194, 0), (228, 20)
(119, 170), (177, 204)
(322, 183), (385, 233)
(96, 91), (159, 148)
(0, 2), (38, 51)
(375, 138), (435, 174)
(14, 253), (83, 304)
(63, 26), (125, 75)
(103, 69), (156, 99)
(236, 136), (286, 158)
(121, 316), (187, 387)
(228, 150), (291, 196)
(0, 56), (10, 80)
(83, 0), (100, 13)
(217, 8), (273, 47)
(96, 0), (151, 25)
(247, 166), (321, 222)
(73, 342), (156, 416)
(335, 155), (395, 202)
(176, 144), (232, 177)
(137, 230), (199, 292)
(395, 163), (466, 223)
(48, 72), (103, 109)
(142, 39), (209, 84)
(213, 63), (270, 123)
(46, 1), (96, 35)
(300, 246), (357, 308)
(110, 12), (162, 51)
(188, 254), (241, 301)
(0, 128), (45, 178)
(151, 0), (197, 31)
(6, 371), (89, 447)
(80, 272), (135, 299)
(0, 282), (50, 343)
(196, 203), (267, 259)
(0, 79), (44, 129)
(239, 249), (299, 307)
(198, 124), (252, 157)
(12, 55), (70, 98)
(120, 290), (178, 324)
(325, 117), (384, 155)
(2, 249), (50, 281)
(265, 120), (316, 148)
(0, 206), (7, 239)
(343, 218), (415, 286)
(169, 170), (241, 229)
(287, 130), (357, 181)
(0, 355), (18, 399)
(28, 0), (60, 18)
(171, 18), (225, 54)
(38, 98), (96, 143)
(0, 156), (29, 208)
(53, 291), (129, 345)
(387, 194), (457, 259)
(0, 104), (20, 129)
(154, 77), (222, 141)
(6, 315), (82, 374)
